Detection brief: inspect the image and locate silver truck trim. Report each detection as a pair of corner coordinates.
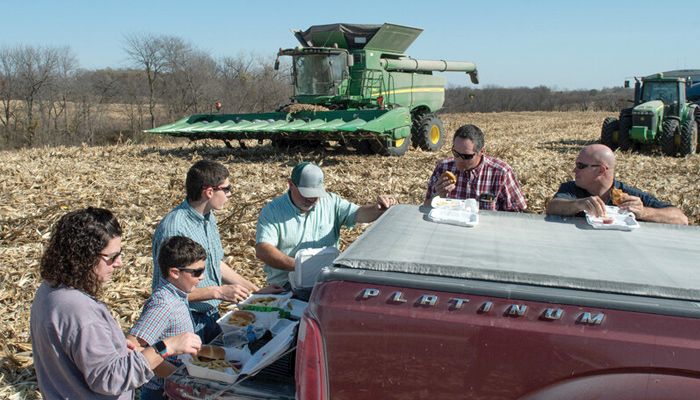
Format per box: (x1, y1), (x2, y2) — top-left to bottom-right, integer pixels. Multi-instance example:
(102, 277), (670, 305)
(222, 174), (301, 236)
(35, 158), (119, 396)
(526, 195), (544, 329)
(358, 287), (605, 325)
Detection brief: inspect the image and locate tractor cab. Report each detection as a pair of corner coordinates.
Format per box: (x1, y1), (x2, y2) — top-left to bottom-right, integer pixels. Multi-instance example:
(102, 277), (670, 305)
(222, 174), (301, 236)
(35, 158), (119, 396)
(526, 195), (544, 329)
(604, 71), (698, 156)
(637, 78), (686, 117)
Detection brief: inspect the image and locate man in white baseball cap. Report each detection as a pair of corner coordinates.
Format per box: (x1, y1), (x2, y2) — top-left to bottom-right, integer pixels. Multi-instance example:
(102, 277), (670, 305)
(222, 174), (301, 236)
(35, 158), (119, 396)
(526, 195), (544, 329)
(255, 162), (397, 287)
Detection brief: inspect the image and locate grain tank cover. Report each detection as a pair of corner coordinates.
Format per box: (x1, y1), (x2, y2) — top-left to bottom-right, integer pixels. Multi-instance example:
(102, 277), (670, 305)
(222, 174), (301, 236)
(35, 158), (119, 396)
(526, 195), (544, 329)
(297, 23), (422, 53)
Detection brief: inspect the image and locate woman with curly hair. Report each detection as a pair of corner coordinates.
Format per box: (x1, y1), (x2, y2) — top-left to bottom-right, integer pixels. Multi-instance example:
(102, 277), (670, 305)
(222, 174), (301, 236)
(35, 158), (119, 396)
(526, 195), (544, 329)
(30, 207), (202, 399)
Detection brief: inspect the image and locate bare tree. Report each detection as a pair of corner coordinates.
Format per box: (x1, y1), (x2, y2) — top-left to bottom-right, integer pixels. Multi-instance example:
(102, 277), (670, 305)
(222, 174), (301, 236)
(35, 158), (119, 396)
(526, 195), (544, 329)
(45, 47), (77, 140)
(160, 38), (218, 116)
(13, 46), (64, 145)
(217, 53), (290, 113)
(0, 47), (18, 136)
(124, 33), (167, 129)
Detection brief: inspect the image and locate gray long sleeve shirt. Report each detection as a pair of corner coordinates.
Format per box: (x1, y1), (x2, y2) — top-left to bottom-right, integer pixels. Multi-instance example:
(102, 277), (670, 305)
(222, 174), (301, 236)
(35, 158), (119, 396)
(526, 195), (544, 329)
(30, 281), (154, 399)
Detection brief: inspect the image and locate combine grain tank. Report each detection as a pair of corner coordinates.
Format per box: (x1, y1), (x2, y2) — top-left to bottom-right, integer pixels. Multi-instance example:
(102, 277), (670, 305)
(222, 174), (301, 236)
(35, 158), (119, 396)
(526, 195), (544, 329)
(147, 23), (479, 156)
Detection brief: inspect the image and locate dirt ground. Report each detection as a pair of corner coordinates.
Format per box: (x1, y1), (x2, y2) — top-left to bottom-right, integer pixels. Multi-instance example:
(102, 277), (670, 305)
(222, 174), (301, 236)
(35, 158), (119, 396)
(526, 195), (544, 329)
(1, 111), (698, 398)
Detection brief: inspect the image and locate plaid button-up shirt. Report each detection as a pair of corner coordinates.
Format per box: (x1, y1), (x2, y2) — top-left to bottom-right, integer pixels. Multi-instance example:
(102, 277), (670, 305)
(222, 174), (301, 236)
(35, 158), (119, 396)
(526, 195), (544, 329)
(425, 155), (527, 212)
(130, 277), (194, 390)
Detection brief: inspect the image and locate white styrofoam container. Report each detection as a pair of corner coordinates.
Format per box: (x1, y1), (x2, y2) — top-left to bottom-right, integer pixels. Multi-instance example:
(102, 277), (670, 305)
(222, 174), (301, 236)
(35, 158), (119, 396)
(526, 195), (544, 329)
(217, 309), (279, 334)
(240, 292), (293, 308)
(181, 322), (298, 383)
(180, 346), (251, 384)
(291, 247), (339, 288)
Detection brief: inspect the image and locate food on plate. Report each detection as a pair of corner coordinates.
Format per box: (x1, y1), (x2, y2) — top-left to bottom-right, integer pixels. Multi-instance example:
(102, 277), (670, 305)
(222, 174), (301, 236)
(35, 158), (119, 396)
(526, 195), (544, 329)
(226, 310), (256, 327)
(189, 357), (239, 373)
(248, 296), (278, 306)
(198, 345), (225, 360)
(611, 188), (624, 206)
(441, 171), (457, 185)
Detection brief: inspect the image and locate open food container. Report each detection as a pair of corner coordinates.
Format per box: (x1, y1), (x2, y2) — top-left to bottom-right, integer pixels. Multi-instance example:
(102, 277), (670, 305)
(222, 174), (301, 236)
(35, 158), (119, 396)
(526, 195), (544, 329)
(180, 346), (251, 384)
(217, 309), (278, 334)
(586, 206), (640, 231)
(428, 197), (479, 227)
(180, 321), (299, 384)
(430, 196), (478, 212)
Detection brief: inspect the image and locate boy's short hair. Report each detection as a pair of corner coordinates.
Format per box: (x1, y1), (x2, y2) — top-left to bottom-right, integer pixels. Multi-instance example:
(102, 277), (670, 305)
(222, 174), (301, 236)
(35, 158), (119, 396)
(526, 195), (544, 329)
(185, 160), (229, 201)
(158, 236), (207, 278)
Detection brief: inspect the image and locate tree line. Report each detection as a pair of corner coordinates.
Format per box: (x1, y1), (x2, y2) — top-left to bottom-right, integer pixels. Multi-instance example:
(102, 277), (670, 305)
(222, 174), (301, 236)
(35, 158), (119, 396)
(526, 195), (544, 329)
(0, 34), (631, 149)
(444, 86), (632, 113)
(0, 35), (291, 149)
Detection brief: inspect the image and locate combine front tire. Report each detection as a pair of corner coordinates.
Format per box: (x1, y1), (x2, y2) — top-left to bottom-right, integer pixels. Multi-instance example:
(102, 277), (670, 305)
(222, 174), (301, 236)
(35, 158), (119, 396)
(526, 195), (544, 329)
(373, 136), (411, 156)
(680, 118), (698, 155)
(660, 119), (679, 156)
(413, 114), (445, 152)
(600, 117), (619, 150)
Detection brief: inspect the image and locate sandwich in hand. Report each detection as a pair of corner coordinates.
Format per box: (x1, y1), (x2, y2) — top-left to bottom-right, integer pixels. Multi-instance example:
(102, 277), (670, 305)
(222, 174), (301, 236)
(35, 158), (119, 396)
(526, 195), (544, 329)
(441, 171), (457, 185)
(611, 188), (624, 206)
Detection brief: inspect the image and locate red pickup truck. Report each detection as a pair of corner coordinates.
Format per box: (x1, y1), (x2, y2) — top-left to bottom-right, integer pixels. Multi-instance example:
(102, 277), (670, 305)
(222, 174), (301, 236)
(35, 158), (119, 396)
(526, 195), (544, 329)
(169, 205), (700, 399)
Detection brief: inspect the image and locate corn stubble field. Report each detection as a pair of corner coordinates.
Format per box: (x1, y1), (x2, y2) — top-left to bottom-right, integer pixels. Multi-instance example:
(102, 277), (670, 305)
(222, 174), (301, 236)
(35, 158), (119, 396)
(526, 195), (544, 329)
(1, 111), (699, 398)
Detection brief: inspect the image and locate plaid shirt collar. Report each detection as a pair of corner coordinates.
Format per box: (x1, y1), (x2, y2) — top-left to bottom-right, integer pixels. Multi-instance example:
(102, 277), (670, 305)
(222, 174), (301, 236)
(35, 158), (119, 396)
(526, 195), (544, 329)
(454, 155), (486, 178)
(156, 276), (188, 301)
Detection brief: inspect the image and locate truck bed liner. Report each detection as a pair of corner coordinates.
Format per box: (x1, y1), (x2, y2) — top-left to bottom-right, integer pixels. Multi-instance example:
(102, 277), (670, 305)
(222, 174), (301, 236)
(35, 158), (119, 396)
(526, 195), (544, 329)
(334, 205), (700, 301)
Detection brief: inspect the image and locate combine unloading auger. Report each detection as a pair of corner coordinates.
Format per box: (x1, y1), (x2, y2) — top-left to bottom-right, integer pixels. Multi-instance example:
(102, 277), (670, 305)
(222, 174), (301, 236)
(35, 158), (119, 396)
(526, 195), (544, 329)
(147, 23), (479, 156)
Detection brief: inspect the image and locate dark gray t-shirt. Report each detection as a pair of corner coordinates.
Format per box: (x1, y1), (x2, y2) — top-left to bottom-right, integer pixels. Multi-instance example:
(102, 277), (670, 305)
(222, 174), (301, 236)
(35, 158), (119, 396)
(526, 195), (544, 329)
(30, 282), (153, 399)
(554, 180), (670, 217)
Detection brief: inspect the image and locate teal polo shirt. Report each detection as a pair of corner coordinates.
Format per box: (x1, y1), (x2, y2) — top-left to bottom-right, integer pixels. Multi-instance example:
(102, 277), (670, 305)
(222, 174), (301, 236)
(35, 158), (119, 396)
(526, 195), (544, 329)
(256, 192), (359, 285)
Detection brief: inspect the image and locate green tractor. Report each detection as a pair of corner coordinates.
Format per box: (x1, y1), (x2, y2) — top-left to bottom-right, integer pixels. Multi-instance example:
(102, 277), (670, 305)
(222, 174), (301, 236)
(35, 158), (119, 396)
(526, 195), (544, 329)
(601, 70), (700, 156)
(147, 23), (479, 156)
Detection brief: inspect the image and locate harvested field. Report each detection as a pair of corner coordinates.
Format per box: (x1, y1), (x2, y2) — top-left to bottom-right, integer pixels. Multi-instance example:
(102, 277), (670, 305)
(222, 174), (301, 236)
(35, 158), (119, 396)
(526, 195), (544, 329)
(1, 111), (698, 398)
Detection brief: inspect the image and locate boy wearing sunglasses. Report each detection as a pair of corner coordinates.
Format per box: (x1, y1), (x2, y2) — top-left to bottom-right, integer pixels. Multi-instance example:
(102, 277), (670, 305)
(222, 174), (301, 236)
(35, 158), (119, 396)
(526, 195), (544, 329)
(129, 236), (208, 400)
(546, 144), (688, 225)
(424, 124), (527, 212)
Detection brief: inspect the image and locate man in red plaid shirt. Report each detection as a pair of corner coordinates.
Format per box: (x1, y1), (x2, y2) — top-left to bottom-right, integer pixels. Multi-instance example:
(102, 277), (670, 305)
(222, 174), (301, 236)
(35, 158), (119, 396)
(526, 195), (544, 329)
(424, 124), (527, 212)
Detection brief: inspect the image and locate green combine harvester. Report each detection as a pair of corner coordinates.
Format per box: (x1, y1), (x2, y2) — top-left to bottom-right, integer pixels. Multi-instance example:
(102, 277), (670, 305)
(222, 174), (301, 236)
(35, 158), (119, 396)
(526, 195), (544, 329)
(600, 70), (700, 156)
(147, 23), (479, 155)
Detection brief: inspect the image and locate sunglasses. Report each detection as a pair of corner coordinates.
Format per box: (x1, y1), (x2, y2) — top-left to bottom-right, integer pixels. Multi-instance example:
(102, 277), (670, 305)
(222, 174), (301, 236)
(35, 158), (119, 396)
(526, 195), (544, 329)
(99, 251), (122, 265)
(452, 148), (478, 160)
(178, 267), (206, 278)
(575, 162), (602, 170)
(212, 184), (232, 194)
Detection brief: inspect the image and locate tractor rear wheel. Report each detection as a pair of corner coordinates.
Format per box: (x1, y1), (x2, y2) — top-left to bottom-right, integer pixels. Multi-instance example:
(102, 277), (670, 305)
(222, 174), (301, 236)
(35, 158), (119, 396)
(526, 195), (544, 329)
(680, 118), (698, 155)
(600, 117), (619, 150)
(413, 114), (445, 152)
(660, 119), (679, 156)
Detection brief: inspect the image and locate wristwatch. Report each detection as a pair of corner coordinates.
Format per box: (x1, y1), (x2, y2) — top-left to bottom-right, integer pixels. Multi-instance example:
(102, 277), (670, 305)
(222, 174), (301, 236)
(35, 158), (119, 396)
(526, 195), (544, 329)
(153, 340), (168, 358)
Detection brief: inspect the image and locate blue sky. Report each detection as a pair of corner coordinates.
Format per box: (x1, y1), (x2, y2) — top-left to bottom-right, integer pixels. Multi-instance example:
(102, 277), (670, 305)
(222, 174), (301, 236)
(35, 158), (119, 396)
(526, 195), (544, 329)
(3, 0), (696, 90)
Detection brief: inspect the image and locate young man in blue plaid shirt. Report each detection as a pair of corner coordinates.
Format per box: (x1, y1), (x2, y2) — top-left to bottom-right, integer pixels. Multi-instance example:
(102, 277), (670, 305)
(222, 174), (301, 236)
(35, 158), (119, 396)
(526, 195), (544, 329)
(128, 236), (207, 400)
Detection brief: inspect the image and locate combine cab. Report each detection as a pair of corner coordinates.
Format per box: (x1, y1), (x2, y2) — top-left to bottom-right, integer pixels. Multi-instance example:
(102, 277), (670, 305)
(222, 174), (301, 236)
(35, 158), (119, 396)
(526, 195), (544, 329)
(601, 70), (700, 156)
(147, 23), (479, 155)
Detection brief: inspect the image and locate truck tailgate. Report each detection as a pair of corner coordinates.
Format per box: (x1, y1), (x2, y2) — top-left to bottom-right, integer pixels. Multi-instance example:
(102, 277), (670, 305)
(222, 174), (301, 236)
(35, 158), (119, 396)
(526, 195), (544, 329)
(308, 277), (700, 400)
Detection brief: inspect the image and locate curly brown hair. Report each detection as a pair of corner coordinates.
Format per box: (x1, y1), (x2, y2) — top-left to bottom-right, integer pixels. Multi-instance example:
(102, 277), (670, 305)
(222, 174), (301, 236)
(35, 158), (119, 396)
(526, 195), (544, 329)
(40, 207), (122, 298)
